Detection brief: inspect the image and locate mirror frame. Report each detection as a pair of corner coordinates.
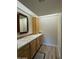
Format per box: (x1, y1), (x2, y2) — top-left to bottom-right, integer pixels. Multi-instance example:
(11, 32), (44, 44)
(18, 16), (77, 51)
(17, 13), (29, 34)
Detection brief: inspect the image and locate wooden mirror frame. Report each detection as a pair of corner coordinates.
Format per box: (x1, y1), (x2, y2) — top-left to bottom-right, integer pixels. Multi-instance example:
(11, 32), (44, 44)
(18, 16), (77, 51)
(17, 13), (29, 34)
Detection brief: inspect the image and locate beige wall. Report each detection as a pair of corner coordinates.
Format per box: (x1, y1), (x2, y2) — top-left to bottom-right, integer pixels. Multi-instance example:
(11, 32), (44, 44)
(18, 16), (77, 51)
(39, 13), (61, 46)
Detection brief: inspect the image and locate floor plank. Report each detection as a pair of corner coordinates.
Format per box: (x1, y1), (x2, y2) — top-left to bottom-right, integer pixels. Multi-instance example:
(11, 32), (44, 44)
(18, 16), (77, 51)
(34, 45), (60, 59)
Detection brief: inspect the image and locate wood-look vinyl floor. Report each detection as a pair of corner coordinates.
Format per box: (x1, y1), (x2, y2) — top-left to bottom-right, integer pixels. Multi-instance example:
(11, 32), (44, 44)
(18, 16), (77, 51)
(34, 45), (59, 59)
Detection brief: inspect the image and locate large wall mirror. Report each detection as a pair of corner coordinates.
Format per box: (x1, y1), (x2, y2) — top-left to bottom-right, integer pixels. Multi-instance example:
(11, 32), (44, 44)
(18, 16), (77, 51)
(17, 13), (29, 35)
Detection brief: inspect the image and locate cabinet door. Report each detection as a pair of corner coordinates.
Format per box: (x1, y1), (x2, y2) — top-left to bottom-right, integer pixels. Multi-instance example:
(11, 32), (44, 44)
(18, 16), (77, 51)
(39, 35), (43, 45)
(32, 17), (40, 34)
(36, 38), (40, 50)
(30, 39), (37, 58)
(17, 44), (31, 59)
(36, 35), (44, 51)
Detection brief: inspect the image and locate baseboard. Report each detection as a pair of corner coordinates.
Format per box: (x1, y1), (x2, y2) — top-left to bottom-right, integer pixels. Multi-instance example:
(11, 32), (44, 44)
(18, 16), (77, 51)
(43, 43), (57, 47)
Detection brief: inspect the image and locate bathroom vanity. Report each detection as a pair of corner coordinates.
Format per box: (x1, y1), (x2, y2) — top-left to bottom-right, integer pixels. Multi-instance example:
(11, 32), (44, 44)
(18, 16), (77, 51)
(17, 12), (42, 59)
(17, 34), (44, 59)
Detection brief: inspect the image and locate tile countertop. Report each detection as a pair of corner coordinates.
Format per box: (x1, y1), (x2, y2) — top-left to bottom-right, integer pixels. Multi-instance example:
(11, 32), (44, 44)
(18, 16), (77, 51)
(17, 33), (42, 49)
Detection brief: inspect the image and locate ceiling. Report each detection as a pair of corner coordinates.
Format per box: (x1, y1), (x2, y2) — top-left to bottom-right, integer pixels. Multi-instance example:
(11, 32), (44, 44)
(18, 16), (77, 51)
(18, 0), (62, 16)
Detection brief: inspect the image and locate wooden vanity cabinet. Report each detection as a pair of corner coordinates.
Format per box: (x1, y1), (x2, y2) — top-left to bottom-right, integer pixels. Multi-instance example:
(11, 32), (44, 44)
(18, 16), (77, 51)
(30, 39), (37, 58)
(17, 44), (31, 59)
(17, 35), (44, 59)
